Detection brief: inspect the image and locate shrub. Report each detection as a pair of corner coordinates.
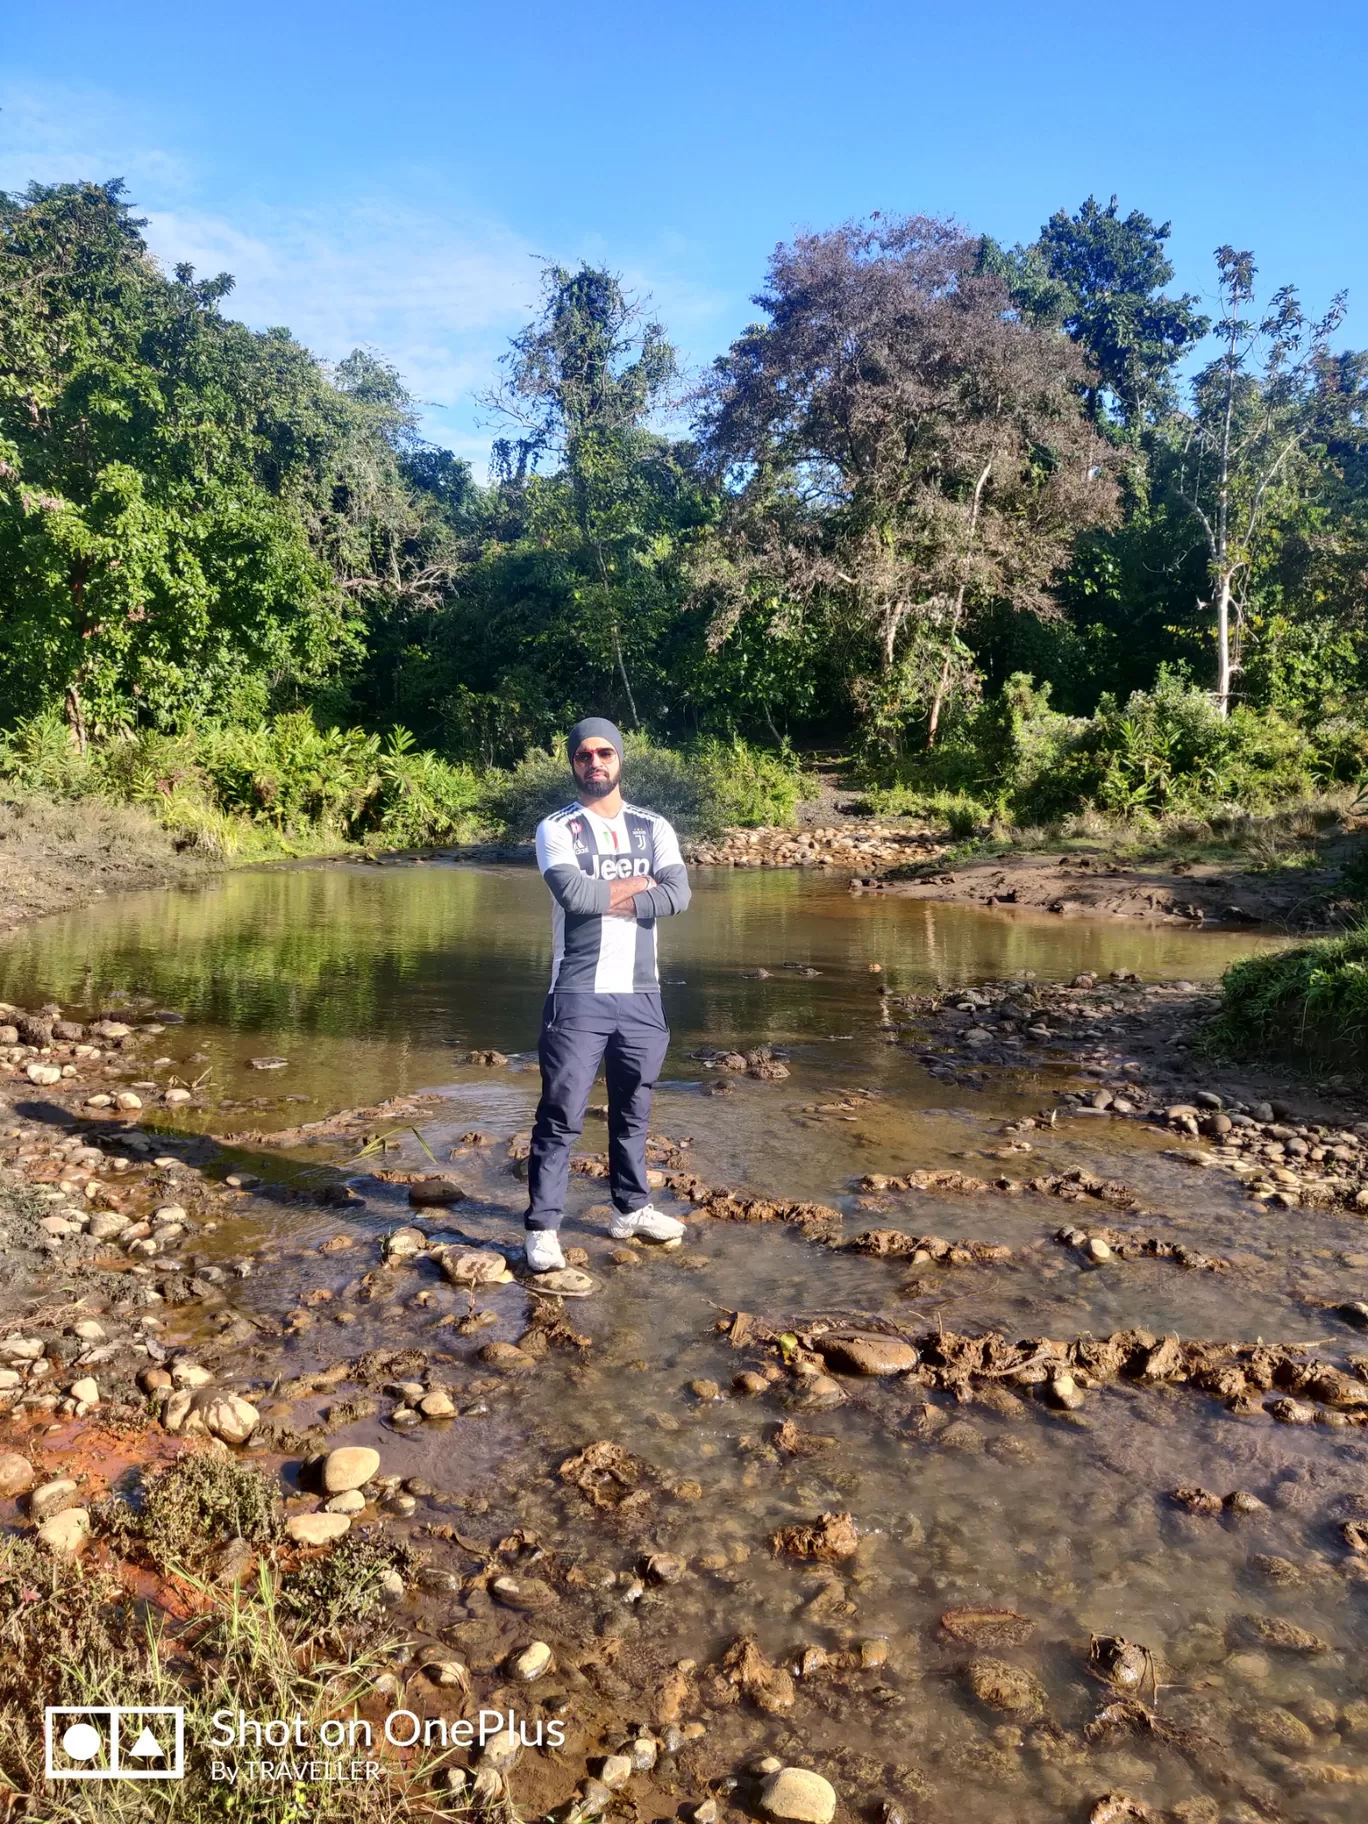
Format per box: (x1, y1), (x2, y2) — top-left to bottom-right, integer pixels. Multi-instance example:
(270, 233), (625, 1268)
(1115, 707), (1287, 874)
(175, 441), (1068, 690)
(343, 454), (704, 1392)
(0, 711), (490, 850)
(101, 1452), (282, 1573)
(486, 733), (808, 838)
(1211, 929), (1368, 1064)
(688, 737), (812, 830)
(865, 671), (1355, 827)
(279, 1532), (418, 1640)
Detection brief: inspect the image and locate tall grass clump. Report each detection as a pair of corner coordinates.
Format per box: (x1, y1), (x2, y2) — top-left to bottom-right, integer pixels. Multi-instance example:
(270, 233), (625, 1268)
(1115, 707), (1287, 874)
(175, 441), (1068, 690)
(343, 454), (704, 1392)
(0, 1467), (460, 1822)
(1211, 929), (1368, 1065)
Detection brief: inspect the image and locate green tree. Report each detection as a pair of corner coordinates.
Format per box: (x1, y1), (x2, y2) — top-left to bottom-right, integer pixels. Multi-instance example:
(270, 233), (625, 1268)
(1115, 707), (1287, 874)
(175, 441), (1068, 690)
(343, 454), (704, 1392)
(0, 180), (363, 736)
(697, 217), (1119, 757)
(1174, 246), (1345, 714)
(1034, 196), (1208, 430)
(472, 262), (694, 734)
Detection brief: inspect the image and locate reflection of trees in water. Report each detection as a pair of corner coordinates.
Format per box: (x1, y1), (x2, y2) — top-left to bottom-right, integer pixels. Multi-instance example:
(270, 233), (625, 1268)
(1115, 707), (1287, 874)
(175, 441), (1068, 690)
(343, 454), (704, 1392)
(0, 867), (551, 1040)
(0, 866), (1276, 1050)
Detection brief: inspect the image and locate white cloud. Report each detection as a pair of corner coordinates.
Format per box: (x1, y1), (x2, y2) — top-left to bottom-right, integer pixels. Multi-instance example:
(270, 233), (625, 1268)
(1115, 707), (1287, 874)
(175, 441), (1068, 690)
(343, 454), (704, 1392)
(142, 201), (539, 460)
(0, 81), (742, 465)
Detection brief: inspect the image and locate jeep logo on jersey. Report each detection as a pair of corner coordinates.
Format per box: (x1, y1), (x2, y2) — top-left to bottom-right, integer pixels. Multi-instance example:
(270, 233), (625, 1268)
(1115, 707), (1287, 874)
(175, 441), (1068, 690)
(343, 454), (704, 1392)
(596, 856), (652, 881)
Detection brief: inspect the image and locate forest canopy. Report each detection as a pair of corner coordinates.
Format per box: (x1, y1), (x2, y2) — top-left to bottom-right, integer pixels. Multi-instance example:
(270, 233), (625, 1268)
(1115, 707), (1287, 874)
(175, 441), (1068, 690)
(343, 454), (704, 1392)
(2, 179), (1367, 801)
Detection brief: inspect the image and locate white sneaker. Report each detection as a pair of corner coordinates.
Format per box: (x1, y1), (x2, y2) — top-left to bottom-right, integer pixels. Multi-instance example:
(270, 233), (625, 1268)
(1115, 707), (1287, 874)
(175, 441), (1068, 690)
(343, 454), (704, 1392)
(610, 1204), (686, 1244)
(524, 1230), (566, 1272)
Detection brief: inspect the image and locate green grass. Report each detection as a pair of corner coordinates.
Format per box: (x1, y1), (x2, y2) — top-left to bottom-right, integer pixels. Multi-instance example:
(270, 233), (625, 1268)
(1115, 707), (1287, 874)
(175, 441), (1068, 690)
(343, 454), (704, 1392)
(1210, 927), (1368, 1064)
(0, 1465), (461, 1823)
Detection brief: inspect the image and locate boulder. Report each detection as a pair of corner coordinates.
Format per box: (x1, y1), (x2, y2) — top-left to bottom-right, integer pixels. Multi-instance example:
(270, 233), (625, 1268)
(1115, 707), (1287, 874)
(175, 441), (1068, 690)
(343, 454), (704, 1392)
(819, 1335), (919, 1377)
(511, 1641), (553, 1681)
(409, 1178), (465, 1207)
(323, 1446), (381, 1493)
(480, 1727), (520, 1768)
(38, 1508), (91, 1556)
(324, 1489), (366, 1514)
(383, 1227), (427, 1261)
(30, 1479), (81, 1522)
(0, 1454), (34, 1500)
(533, 1267), (595, 1297)
(438, 1247), (508, 1285)
(204, 1395), (259, 1444)
(758, 1768), (837, 1824)
(25, 1064), (63, 1086)
(0, 1336), (43, 1363)
(599, 1755), (633, 1791)
(69, 1377), (100, 1406)
(287, 1512), (351, 1547)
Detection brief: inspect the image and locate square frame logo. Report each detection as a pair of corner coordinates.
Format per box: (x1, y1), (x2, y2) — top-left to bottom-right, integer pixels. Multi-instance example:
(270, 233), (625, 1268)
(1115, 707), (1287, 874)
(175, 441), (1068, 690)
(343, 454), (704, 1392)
(45, 1706), (185, 1780)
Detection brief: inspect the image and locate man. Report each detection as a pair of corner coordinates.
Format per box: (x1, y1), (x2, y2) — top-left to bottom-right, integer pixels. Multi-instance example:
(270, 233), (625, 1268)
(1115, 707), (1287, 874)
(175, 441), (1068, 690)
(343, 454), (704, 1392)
(523, 717), (691, 1273)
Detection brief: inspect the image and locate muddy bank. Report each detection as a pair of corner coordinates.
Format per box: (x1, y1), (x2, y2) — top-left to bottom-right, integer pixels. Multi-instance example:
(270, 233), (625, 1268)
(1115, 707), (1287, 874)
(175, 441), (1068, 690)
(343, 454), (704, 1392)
(856, 848), (1350, 930)
(0, 795), (221, 933)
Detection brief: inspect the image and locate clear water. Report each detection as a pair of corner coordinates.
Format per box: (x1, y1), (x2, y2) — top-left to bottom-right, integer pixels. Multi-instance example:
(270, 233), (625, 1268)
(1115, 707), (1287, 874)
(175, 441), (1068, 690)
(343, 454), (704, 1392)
(6, 863), (1362, 1820)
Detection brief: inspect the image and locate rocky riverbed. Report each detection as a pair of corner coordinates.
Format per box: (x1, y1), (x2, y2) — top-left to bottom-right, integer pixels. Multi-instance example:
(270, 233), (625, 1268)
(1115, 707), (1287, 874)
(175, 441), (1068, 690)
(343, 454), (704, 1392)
(2, 955), (1368, 1821)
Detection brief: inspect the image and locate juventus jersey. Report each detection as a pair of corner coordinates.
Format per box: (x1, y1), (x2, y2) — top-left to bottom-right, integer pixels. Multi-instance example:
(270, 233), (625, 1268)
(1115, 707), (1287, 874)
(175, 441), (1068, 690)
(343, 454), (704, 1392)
(535, 802), (691, 992)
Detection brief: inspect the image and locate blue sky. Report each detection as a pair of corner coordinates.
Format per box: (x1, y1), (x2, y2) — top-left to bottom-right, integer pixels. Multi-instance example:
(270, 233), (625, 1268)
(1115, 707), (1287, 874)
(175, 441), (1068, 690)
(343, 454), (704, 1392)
(5, 0), (1364, 467)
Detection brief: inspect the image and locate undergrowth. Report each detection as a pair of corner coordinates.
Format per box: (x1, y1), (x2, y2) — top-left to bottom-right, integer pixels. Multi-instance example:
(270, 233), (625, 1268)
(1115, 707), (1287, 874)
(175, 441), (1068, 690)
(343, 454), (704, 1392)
(0, 713), (811, 853)
(0, 1465), (457, 1822)
(864, 671), (1368, 832)
(1210, 928), (1368, 1064)
(99, 1451), (282, 1572)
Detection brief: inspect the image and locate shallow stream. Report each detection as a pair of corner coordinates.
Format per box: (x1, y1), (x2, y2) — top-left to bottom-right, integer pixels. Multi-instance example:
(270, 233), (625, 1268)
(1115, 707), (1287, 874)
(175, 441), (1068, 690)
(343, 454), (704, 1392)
(6, 862), (1366, 1821)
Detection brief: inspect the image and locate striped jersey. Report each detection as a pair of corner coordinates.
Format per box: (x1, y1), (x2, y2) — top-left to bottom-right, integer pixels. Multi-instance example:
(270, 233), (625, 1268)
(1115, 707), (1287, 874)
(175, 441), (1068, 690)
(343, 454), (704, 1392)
(535, 802), (691, 992)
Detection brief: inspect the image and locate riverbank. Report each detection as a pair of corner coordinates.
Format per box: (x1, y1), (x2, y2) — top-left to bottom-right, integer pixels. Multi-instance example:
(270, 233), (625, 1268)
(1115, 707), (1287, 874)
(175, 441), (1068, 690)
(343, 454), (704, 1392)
(0, 796), (223, 934)
(854, 845), (1348, 928)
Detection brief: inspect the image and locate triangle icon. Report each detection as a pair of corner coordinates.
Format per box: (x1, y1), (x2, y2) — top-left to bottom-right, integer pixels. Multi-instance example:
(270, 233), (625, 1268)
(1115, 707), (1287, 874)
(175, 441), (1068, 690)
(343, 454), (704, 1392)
(128, 1727), (165, 1759)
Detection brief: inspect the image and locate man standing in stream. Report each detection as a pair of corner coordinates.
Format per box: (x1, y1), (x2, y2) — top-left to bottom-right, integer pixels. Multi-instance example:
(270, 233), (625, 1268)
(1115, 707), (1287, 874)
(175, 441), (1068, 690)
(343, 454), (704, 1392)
(523, 717), (692, 1273)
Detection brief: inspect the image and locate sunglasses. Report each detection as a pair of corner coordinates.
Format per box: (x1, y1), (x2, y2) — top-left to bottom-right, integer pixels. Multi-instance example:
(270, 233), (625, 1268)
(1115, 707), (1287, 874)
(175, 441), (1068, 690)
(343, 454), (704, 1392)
(574, 746), (618, 764)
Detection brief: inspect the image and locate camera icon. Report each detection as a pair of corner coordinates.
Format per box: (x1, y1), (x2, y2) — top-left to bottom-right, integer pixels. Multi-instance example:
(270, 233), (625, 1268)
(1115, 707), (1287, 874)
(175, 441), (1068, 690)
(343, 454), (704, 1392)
(44, 1706), (185, 1780)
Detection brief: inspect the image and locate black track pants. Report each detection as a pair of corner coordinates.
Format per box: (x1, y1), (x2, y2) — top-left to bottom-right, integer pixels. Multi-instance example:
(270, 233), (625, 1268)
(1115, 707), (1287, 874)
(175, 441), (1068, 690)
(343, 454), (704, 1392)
(525, 991), (670, 1232)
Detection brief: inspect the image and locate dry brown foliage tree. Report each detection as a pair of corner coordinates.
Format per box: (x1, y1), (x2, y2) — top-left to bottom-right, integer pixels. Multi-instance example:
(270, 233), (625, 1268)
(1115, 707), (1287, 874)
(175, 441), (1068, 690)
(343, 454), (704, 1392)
(695, 216), (1120, 751)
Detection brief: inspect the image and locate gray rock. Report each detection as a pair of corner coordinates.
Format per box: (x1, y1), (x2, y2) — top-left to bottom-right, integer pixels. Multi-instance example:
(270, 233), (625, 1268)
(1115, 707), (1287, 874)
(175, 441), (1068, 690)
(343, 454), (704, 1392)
(759, 1769), (837, 1824)
(323, 1446), (381, 1493)
(37, 1508), (91, 1555)
(0, 1453), (34, 1500)
(29, 1478), (80, 1522)
(287, 1512), (351, 1546)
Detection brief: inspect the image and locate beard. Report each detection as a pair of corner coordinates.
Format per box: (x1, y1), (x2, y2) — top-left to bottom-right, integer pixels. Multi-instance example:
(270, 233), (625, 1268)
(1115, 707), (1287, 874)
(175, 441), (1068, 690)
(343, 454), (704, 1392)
(578, 771), (618, 799)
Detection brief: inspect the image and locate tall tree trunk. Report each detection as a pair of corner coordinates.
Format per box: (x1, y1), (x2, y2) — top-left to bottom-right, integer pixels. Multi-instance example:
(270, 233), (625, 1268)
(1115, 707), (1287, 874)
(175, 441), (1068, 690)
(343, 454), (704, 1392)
(1215, 572), (1234, 718)
(927, 460), (993, 749)
(64, 685), (87, 756)
(611, 618), (639, 729)
(926, 639), (956, 750)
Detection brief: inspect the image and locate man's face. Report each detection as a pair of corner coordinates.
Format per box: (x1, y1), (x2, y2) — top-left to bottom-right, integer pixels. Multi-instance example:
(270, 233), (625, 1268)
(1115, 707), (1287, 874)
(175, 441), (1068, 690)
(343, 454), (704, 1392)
(573, 740), (621, 800)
